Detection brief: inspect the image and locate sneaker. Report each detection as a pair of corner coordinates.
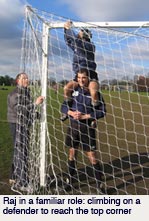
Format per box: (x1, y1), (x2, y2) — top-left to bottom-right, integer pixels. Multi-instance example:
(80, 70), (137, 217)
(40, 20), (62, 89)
(97, 182), (103, 189)
(96, 180), (106, 194)
(63, 177), (72, 191)
(60, 114), (68, 121)
(9, 179), (16, 185)
(19, 186), (33, 193)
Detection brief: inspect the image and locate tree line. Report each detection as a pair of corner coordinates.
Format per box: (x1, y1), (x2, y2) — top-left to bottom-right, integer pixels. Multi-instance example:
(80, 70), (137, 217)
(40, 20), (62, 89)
(0, 75), (69, 87)
(1, 74), (148, 92)
(0, 75), (15, 86)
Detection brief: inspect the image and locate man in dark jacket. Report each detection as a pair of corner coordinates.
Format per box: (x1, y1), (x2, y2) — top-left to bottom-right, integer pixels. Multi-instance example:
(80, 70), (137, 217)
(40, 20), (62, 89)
(61, 68), (106, 193)
(7, 72), (44, 190)
(63, 21), (100, 110)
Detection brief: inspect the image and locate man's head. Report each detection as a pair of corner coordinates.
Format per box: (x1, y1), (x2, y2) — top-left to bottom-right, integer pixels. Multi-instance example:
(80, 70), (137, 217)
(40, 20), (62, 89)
(78, 29), (92, 40)
(77, 69), (89, 88)
(15, 73), (29, 88)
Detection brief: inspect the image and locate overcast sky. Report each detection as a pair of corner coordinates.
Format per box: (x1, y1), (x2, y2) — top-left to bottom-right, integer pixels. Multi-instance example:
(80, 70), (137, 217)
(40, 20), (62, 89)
(0, 0), (149, 78)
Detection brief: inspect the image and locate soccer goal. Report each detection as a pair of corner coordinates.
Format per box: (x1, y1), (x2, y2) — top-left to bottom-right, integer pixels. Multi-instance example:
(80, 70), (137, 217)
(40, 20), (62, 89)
(14, 5), (149, 194)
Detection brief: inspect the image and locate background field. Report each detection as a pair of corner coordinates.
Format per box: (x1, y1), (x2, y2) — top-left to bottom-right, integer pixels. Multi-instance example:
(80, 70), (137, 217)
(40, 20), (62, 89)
(0, 86), (148, 195)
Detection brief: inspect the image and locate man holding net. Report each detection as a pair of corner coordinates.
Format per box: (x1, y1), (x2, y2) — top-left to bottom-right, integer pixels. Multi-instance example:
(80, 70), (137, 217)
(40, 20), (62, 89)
(61, 21), (99, 120)
(61, 68), (106, 193)
(7, 73), (44, 191)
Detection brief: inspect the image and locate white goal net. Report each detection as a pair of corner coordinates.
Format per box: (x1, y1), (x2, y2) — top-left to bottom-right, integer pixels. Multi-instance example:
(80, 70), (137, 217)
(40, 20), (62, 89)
(12, 6), (149, 195)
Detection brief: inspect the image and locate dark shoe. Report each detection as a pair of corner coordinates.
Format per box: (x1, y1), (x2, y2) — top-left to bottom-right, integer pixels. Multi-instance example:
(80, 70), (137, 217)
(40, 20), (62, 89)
(60, 114), (68, 121)
(96, 179), (107, 194)
(63, 177), (72, 191)
(97, 181), (103, 189)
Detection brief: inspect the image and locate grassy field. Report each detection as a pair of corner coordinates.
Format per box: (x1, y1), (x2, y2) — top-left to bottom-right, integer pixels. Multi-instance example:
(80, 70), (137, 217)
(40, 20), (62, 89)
(0, 86), (148, 195)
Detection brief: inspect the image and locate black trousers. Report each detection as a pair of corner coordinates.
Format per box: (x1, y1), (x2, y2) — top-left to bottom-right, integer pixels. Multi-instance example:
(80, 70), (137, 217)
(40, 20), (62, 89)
(9, 122), (29, 186)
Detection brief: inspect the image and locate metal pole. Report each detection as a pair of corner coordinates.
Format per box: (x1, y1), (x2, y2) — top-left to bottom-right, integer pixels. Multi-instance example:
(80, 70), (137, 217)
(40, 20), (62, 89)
(49, 21), (149, 29)
(40, 23), (49, 187)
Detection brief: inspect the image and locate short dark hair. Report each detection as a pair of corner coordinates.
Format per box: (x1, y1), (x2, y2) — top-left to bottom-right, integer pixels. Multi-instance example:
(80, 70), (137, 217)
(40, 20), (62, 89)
(77, 68), (89, 76)
(15, 72), (27, 85)
(81, 29), (92, 39)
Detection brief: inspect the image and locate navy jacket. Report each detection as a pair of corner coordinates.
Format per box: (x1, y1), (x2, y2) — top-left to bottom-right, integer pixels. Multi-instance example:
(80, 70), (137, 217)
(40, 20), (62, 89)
(61, 86), (106, 123)
(64, 28), (97, 74)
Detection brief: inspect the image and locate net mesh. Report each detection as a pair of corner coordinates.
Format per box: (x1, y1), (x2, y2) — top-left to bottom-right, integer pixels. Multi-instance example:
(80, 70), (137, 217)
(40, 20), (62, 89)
(12, 6), (149, 195)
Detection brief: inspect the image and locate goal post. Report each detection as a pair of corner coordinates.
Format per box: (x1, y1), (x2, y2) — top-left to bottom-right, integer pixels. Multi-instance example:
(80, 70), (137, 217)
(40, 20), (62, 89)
(39, 22), (49, 187)
(15, 5), (149, 194)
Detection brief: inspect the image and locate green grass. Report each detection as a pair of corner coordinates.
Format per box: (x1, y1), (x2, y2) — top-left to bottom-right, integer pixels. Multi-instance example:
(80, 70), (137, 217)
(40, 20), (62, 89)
(0, 87), (14, 176)
(0, 86), (148, 195)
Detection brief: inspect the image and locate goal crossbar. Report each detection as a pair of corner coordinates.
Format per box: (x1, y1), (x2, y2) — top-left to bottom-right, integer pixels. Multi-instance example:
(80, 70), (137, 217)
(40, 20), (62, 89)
(49, 21), (149, 29)
(26, 6), (149, 29)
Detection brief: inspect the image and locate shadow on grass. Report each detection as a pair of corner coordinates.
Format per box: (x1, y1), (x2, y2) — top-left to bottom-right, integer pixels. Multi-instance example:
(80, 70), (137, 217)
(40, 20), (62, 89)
(1, 152), (148, 195)
(48, 152), (149, 195)
(102, 152), (149, 195)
